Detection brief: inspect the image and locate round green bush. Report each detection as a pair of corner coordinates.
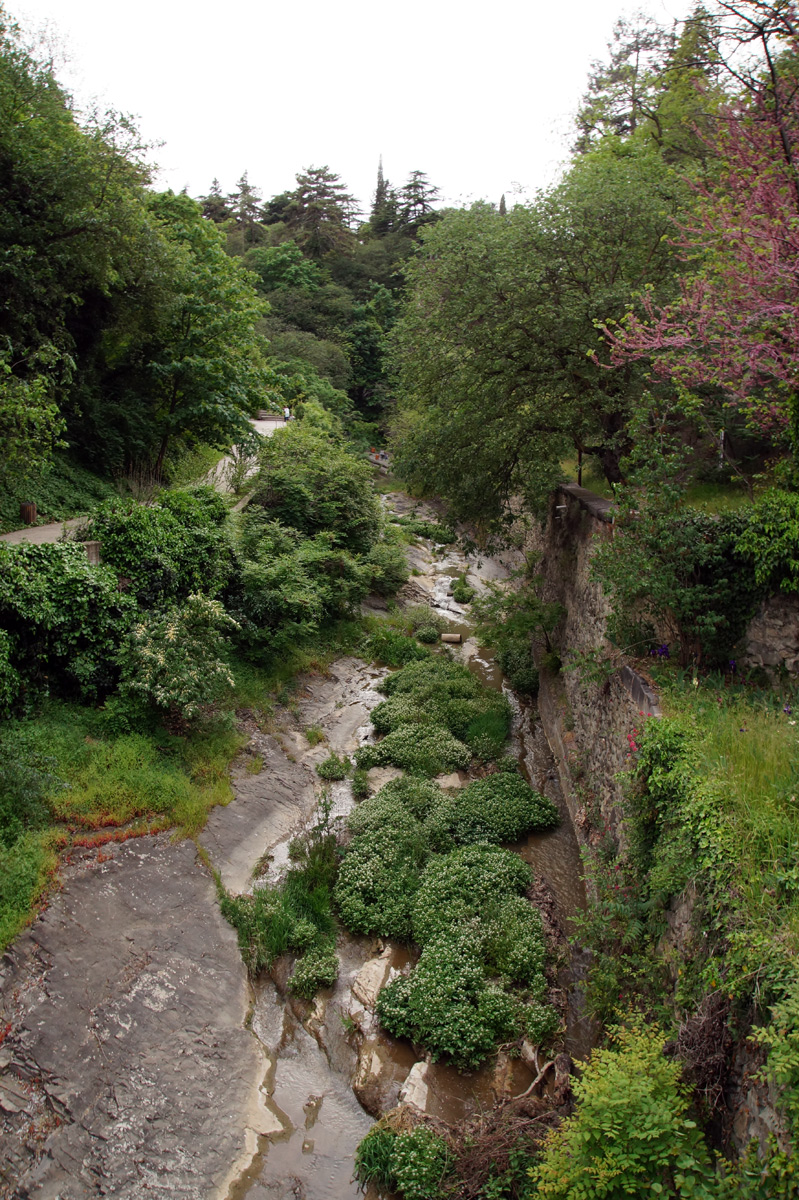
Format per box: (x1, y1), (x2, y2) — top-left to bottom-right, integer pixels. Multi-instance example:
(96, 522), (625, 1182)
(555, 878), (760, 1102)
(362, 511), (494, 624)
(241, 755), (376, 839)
(412, 844), (532, 946)
(416, 625), (440, 644)
(356, 724), (471, 776)
(376, 930), (520, 1068)
(425, 774), (559, 849)
(288, 940), (339, 998)
(316, 752), (350, 780)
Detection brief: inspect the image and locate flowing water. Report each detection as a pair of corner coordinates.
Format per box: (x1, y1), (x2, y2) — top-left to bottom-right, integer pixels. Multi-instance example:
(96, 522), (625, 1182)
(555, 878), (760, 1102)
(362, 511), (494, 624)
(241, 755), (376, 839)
(231, 500), (595, 1199)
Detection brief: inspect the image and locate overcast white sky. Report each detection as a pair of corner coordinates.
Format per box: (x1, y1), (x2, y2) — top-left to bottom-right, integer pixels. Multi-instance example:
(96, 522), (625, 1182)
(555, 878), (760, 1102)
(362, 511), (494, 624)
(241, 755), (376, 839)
(13, 0), (688, 214)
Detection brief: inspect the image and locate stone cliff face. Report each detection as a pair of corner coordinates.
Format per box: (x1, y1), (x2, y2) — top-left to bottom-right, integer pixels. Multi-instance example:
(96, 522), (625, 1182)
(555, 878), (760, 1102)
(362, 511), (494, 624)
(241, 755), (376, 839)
(526, 486), (659, 864)
(528, 484), (791, 1158)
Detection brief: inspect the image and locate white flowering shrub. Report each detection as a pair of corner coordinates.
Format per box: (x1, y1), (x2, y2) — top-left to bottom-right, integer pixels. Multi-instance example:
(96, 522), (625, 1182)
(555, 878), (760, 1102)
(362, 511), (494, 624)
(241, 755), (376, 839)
(376, 930), (520, 1068)
(354, 1125), (451, 1200)
(424, 773), (559, 850)
(356, 724), (471, 776)
(335, 781), (441, 939)
(118, 593), (238, 725)
(411, 844), (532, 945)
(288, 940), (338, 999)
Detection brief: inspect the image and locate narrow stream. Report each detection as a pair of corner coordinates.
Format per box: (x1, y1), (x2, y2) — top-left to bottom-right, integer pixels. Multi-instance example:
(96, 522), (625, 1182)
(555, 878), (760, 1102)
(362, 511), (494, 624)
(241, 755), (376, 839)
(230, 499), (593, 1200)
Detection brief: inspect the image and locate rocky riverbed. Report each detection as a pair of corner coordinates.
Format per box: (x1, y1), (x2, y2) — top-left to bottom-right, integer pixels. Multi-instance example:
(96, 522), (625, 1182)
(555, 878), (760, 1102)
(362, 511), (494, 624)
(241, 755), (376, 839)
(0, 493), (589, 1199)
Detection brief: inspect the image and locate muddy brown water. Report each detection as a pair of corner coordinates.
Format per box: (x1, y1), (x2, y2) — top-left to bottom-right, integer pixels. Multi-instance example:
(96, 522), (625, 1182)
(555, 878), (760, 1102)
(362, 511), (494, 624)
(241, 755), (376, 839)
(232, 504), (594, 1199)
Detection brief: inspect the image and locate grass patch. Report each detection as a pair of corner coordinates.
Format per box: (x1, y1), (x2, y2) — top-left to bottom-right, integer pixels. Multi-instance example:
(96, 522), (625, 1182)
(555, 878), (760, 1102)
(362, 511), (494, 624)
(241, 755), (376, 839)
(0, 454), (117, 532)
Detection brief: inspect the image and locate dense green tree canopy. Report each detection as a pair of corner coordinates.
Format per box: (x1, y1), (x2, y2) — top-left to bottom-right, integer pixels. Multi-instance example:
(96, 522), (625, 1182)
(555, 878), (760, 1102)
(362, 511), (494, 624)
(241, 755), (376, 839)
(390, 145), (686, 533)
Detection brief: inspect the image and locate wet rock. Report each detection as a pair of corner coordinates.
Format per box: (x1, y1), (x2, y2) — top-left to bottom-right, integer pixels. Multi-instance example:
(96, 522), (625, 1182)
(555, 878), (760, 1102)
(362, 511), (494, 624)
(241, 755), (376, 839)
(351, 948), (393, 1010)
(398, 1061), (429, 1111)
(435, 772), (466, 790)
(0, 836), (267, 1199)
(200, 734), (317, 895)
(353, 1039), (417, 1117)
(365, 766), (404, 791)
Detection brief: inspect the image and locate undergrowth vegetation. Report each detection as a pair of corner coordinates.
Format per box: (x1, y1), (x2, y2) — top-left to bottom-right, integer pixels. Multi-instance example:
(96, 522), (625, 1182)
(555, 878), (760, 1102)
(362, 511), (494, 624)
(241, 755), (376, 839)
(0, 423), (407, 949)
(339, 652), (560, 1072)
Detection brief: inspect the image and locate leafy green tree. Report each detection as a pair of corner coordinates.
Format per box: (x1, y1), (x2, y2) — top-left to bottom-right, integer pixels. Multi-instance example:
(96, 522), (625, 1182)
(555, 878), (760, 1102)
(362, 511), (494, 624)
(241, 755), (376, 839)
(137, 192), (270, 476)
(390, 146), (686, 534)
(245, 241), (323, 293)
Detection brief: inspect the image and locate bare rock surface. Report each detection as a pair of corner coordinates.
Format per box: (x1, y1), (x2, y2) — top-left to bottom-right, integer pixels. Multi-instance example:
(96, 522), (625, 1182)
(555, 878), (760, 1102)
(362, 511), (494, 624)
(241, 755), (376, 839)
(0, 836), (269, 1199)
(199, 733), (317, 895)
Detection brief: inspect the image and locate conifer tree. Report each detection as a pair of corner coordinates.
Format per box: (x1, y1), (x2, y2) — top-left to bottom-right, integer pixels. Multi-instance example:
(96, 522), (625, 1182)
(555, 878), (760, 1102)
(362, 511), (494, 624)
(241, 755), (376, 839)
(370, 156), (398, 236)
(200, 179), (230, 224)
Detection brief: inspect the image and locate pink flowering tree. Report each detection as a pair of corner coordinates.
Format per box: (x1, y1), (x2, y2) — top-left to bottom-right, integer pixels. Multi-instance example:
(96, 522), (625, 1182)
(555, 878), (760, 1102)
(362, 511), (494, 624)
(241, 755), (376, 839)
(606, 4), (799, 449)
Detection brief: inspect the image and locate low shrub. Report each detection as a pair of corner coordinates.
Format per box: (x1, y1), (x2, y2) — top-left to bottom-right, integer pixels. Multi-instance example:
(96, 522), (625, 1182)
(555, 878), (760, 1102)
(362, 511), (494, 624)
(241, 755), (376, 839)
(416, 625), (441, 644)
(363, 628), (431, 667)
(391, 1127), (452, 1200)
(364, 539), (410, 596)
(351, 768), (371, 799)
(376, 930), (521, 1069)
(411, 844), (533, 946)
(0, 727), (63, 848)
(403, 604), (448, 635)
(288, 939), (339, 998)
(316, 752), (350, 781)
(498, 642), (540, 697)
(464, 708), (511, 760)
(356, 724), (471, 776)
(335, 781), (439, 939)
(354, 1125), (451, 1200)
(424, 774), (559, 850)
(451, 574), (476, 604)
(531, 1022), (716, 1198)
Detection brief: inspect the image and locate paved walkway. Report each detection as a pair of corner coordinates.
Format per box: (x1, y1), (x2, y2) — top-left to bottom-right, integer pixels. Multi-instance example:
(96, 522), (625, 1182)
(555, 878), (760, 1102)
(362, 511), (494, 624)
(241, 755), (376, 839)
(0, 419), (287, 546)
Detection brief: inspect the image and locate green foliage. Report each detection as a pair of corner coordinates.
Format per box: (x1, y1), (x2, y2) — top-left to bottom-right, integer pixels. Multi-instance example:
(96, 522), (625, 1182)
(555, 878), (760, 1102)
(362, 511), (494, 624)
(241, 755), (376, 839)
(351, 767), (370, 799)
(451, 574), (476, 604)
(354, 1126), (398, 1191)
(334, 778), (440, 940)
(0, 454), (119, 534)
(84, 489), (232, 606)
(415, 625), (440, 644)
(752, 981), (799, 1141)
(594, 499), (764, 667)
(411, 844), (533, 945)
(250, 423), (383, 553)
(390, 1127), (452, 1200)
(0, 542), (133, 705)
(376, 929), (522, 1069)
(356, 724), (471, 776)
(354, 1125), (451, 1200)
(315, 752), (350, 781)
(118, 594), (238, 725)
(374, 844), (551, 1067)
(0, 830), (56, 951)
(532, 1022), (716, 1199)
(736, 489), (799, 595)
(473, 578), (561, 695)
(288, 939), (338, 998)
(363, 536), (410, 596)
(221, 817), (339, 991)
(390, 150), (687, 534)
(424, 774), (559, 850)
(363, 628), (431, 667)
(0, 727), (63, 848)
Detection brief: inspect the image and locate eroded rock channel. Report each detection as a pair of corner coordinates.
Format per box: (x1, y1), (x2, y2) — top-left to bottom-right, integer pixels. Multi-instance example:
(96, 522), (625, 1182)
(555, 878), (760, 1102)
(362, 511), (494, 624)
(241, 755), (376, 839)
(0, 495), (589, 1199)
